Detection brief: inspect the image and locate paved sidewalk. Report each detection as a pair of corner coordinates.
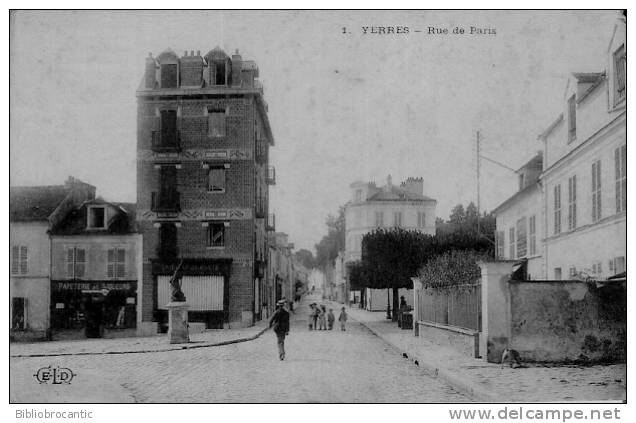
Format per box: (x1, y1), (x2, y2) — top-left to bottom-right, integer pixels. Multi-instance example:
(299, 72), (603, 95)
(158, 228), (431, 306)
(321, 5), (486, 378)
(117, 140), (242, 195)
(10, 319), (270, 357)
(340, 303), (626, 403)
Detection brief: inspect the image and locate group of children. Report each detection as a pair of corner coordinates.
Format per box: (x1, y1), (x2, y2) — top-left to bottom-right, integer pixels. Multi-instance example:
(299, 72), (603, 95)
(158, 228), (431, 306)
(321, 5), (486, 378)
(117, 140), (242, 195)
(308, 303), (347, 331)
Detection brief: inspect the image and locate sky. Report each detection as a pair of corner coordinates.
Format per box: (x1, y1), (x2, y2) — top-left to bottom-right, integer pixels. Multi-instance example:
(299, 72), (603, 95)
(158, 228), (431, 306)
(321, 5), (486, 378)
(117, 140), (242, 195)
(10, 10), (621, 252)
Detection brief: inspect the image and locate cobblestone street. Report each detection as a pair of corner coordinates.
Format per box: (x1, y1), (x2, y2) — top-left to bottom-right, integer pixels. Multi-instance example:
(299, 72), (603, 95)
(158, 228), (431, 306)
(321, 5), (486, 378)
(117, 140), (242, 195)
(10, 297), (468, 403)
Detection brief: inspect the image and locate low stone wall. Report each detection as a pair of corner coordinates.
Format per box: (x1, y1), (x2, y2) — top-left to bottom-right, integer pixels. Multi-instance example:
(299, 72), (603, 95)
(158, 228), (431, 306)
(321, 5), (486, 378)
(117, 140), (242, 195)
(509, 280), (626, 363)
(416, 320), (480, 358)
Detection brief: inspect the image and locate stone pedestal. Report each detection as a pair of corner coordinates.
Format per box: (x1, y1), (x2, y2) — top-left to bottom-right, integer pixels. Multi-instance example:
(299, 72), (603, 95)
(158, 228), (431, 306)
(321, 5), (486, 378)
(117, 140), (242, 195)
(166, 302), (190, 344)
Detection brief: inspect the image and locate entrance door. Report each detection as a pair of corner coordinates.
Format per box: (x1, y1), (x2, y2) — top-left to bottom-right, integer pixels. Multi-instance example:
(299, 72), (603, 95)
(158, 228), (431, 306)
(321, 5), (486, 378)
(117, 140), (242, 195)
(84, 294), (105, 338)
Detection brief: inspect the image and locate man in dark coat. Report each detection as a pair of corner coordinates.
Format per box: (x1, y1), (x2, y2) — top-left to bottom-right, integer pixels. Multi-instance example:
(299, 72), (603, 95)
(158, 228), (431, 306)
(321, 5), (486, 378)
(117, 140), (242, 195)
(269, 300), (290, 360)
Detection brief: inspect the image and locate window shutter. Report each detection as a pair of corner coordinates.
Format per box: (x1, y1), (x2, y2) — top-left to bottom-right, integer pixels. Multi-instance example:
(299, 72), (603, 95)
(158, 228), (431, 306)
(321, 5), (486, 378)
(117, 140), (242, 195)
(12, 246), (20, 274)
(116, 248), (126, 278)
(107, 249), (115, 278)
(67, 248), (74, 278)
(75, 249), (85, 278)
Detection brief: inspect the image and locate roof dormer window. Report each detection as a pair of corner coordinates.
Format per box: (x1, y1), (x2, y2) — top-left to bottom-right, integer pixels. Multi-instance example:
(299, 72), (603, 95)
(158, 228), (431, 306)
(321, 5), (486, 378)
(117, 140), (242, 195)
(567, 95), (576, 143)
(161, 64), (178, 88)
(613, 44), (626, 106)
(88, 206), (107, 229)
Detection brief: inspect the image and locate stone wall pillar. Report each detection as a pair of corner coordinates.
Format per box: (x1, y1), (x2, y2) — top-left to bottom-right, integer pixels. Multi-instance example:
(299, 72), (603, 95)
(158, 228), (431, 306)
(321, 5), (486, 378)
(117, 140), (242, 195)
(411, 277), (422, 337)
(478, 261), (515, 362)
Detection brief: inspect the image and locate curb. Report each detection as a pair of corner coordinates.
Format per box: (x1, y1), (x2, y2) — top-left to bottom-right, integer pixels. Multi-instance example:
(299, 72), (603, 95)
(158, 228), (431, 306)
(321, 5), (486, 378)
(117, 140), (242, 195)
(10, 326), (270, 358)
(349, 314), (499, 403)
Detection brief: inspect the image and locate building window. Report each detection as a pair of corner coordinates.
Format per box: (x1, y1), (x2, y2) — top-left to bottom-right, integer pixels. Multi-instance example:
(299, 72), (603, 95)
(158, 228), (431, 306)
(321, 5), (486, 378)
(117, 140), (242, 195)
(569, 267), (577, 278)
(66, 247), (86, 279)
(208, 167), (226, 192)
(12, 297), (26, 330)
(496, 230), (505, 259)
(591, 160), (602, 222)
(610, 256), (626, 275)
(88, 206), (107, 229)
(375, 211), (384, 228)
(208, 108), (226, 137)
(528, 215), (536, 256)
(567, 95), (576, 142)
(417, 212), (426, 228)
(107, 248), (126, 279)
(508, 227), (515, 259)
(567, 175), (577, 230)
(355, 189), (362, 202)
(518, 173), (525, 190)
(393, 211), (402, 227)
(615, 145), (626, 213)
(554, 268), (562, 280)
(208, 223), (225, 247)
(614, 44), (626, 105)
(553, 184), (562, 235)
(592, 262), (602, 276)
(159, 223), (178, 259)
(160, 64), (178, 88)
(213, 61), (227, 86)
(160, 109), (178, 147)
(516, 217), (527, 258)
(354, 210), (361, 227)
(11, 245), (28, 275)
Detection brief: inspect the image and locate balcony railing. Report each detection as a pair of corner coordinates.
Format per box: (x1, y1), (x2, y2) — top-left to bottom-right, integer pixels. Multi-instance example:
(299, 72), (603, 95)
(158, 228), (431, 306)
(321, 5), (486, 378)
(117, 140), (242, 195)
(151, 191), (181, 213)
(266, 213), (276, 232)
(266, 166), (276, 185)
(151, 131), (182, 152)
(255, 195), (266, 218)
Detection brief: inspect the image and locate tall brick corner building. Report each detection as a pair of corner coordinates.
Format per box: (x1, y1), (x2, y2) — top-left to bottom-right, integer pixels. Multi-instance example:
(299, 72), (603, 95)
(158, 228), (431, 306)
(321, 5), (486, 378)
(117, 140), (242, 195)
(136, 47), (275, 332)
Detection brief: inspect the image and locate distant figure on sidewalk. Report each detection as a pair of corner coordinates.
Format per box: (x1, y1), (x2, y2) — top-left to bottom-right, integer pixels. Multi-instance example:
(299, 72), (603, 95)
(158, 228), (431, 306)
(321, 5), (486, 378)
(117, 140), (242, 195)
(269, 300), (290, 360)
(398, 295), (408, 328)
(338, 307), (348, 331)
(318, 305), (327, 330)
(308, 304), (316, 330)
(327, 308), (335, 330)
(312, 303), (320, 330)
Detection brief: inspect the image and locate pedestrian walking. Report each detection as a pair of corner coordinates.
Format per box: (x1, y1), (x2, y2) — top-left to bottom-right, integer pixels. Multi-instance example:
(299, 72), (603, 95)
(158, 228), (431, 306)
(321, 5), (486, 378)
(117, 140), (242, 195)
(327, 308), (335, 330)
(338, 307), (348, 331)
(318, 305), (327, 330)
(269, 300), (290, 360)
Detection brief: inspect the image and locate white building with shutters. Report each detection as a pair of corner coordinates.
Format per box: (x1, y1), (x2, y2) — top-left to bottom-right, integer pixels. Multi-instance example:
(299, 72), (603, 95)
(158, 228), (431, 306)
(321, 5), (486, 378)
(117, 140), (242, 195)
(494, 14), (626, 281)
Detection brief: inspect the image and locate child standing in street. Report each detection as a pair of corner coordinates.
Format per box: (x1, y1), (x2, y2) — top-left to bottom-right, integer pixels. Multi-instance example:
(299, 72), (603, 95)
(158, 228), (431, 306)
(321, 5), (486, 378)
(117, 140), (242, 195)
(327, 308), (335, 330)
(338, 307), (348, 331)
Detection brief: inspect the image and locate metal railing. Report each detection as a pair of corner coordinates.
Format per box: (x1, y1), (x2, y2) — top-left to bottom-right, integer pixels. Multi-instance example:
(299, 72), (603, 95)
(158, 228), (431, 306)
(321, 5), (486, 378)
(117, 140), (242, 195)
(417, 283), (481, 331)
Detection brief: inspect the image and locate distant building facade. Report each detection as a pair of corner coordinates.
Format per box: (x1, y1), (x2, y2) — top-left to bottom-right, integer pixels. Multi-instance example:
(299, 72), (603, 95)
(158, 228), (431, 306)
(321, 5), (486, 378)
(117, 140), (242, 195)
(10, 177), (96, 340)
(493, 153), (544, 279)
(136, 47), (275, 332)
(49, 200), (140, 339)
(345, 176), (437, 264)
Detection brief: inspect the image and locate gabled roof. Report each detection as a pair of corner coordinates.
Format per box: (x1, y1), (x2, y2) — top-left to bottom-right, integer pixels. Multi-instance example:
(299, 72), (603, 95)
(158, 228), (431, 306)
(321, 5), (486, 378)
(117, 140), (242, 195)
(10, 185), (69, 222)
(367, 186), (433, 202)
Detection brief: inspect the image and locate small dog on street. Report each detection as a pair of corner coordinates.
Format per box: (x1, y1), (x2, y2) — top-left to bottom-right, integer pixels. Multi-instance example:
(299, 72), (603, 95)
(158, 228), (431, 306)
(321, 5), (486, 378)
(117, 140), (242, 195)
(500, 348), (522, 369)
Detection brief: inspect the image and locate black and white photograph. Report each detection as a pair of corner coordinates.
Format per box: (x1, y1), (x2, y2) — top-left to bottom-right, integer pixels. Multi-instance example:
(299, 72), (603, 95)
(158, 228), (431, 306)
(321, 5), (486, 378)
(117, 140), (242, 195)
(8, 8), (628, 411)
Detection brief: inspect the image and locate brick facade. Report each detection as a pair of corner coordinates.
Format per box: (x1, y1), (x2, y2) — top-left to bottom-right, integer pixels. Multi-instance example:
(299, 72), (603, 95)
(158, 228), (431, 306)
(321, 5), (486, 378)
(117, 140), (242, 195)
(136, 48), (274, 330)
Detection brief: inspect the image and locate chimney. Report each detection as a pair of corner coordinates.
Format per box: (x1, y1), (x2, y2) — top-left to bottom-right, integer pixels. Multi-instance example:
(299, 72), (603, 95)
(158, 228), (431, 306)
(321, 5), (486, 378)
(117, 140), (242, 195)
(144, 52), (157, 89)
(403, 177), (424, 196)
(231, 48), (243, 87)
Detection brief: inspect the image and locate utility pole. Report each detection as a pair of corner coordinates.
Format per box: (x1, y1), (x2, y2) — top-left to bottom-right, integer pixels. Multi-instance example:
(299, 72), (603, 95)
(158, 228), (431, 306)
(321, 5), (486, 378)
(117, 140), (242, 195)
(476, 130), (481, 236)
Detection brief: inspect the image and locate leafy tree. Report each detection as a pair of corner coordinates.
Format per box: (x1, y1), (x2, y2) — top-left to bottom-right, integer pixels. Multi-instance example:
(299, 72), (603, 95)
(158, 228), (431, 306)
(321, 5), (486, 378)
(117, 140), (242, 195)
(417, 250), (490, 289)
(361, 228), (435, 320)
(294, 249), (316, 269)
(314, 205), (346, 270)
(448, 204), (466, 226)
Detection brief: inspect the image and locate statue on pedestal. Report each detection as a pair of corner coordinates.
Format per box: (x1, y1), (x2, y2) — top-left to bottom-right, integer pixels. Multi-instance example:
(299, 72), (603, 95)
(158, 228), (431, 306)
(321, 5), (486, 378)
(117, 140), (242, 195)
(169, 259), (186, 302)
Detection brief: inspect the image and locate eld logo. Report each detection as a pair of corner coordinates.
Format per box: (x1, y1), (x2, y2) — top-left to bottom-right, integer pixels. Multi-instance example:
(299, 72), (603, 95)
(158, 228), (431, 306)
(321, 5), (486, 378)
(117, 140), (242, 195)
(33, 366), (76, 385)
